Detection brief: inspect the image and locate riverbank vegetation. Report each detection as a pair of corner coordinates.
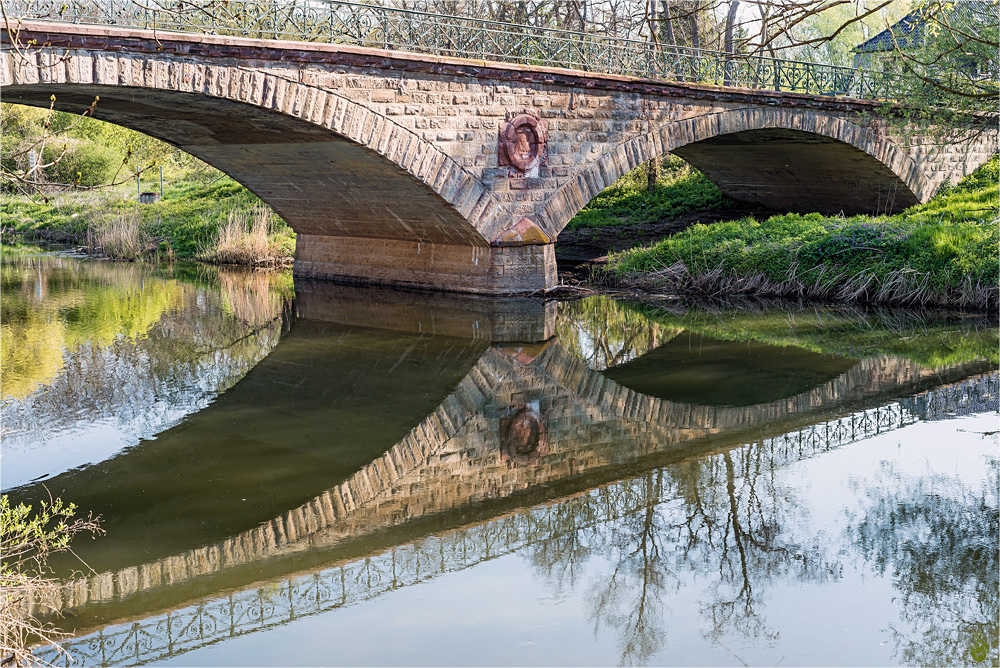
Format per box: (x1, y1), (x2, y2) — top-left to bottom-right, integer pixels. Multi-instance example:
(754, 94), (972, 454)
(597, 156), (999, 311)
(565, 156), (735, 230)
(1, 104), (294, 266)
(1, 495), (102, 666)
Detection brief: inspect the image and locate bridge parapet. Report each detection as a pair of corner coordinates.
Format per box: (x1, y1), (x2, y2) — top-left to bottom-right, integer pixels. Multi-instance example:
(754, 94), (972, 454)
(5, 0), (896, 98)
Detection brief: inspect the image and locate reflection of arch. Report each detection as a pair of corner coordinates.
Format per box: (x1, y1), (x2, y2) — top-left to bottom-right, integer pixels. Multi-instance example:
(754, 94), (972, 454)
(540, 108), (931, 236)
(25, 337), (993, 612)
(600, 333), (861, 407)
(548, 343), (966, 432)
(40, 373), (998, 668)
(3, 50), (506, 245)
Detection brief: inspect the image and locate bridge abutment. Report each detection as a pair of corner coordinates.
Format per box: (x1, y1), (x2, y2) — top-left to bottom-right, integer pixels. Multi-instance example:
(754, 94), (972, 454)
(294, 235), (556, 295)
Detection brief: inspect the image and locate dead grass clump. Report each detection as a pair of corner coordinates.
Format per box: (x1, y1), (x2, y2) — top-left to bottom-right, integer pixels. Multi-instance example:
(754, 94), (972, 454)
(200, 205), (287, 267)
(86, 210), (152, 260)
(607, 261), (998, 311)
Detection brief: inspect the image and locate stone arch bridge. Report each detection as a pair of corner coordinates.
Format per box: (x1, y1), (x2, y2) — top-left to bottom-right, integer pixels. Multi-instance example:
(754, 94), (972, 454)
(2, 21), (996, 293)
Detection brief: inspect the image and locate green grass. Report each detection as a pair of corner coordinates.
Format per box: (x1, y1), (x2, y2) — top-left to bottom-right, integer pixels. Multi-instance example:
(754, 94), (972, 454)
(1, 172), (295, 262)
(566, 156), (735, 230)
(602, 156), (999, 310)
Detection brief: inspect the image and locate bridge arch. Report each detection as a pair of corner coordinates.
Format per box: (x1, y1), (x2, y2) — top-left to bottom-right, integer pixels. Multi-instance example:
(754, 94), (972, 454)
(540, 108), (926, 238)
(3, 50), (506, 247)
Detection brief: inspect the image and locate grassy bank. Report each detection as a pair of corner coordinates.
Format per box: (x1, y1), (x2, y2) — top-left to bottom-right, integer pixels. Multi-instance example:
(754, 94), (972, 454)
(566, 156), (735, 230)
(599, 157), (999, 311)
(1, 173), (295, 266)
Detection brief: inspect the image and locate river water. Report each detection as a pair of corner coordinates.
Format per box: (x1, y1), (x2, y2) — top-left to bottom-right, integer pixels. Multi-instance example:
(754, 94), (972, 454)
(2, 250), (997, 667)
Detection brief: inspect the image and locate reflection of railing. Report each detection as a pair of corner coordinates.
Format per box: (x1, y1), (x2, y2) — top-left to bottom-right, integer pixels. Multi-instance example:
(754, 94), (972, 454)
(753, 372), (997, 468)
(4, 0), (889, 98)
(43, 372), (998, 667)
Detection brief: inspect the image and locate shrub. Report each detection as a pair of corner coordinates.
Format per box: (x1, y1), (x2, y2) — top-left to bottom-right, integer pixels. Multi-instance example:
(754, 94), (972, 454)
(87, 210), (152, 260)
(41, 138), (121, 188)
(200, 205), (287, 266)
(1, 495), (102, 667)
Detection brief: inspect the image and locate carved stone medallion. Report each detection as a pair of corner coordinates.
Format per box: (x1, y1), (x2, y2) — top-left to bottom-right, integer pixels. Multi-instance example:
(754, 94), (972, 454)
(498, 110), (547, 178)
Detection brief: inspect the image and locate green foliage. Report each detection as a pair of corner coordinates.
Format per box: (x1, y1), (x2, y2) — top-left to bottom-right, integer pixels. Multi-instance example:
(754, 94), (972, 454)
(1, 494), (102, 666)
(566, 156), (734, 230)
(605, 156), (999, 309)
(1, 103), (218, 193)
(41, 138), (120, 187)
(1, 174), (295, 263)
(1, 496), (82, 567)
(859, 2), (999, 136)
(781, 2), (915, 67)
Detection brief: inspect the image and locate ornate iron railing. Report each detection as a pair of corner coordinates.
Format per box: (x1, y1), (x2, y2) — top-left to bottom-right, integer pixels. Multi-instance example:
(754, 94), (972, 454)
(3, 0), (892, 98)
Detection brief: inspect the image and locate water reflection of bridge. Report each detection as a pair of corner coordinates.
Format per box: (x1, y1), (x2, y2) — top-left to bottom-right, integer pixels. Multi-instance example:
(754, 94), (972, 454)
(45, 373), (998, 667)
(16, 286), (997, 665)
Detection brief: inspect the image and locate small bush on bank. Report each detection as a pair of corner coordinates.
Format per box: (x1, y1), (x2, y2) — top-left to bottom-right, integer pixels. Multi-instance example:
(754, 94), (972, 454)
(602, 156), (999, 310)
(1, 495), (102, 667)
(87, 209), (152, 260)
(42, 138), (121, 188)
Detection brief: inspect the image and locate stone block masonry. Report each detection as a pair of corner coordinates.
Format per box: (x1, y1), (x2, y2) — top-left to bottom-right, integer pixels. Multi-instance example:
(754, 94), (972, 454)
(3, 21), (996, 293)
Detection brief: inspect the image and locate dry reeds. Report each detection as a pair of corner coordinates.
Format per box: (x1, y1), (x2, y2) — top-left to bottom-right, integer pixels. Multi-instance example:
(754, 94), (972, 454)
(604, 261), (998, 311)
(85, 209), (151, 261)
(200, 205), (287, 267)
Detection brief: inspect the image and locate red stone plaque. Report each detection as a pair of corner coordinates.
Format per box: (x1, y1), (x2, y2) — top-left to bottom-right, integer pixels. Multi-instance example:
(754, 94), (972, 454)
(498, 111), (547, 178)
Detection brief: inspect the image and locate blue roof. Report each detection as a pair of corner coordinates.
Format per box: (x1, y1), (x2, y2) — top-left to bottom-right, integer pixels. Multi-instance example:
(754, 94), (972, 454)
(853, 1), (997, 53)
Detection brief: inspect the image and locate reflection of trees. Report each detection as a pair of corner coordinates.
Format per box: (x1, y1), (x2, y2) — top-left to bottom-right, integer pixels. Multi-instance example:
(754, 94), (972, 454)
(525, 442), (838, 665)
(555, 296), (680, 371)
(0, 256), (184, 401)
(1, 256), (293, 473)
(849, 457), (999, 667)
(587, 471), (672, 665)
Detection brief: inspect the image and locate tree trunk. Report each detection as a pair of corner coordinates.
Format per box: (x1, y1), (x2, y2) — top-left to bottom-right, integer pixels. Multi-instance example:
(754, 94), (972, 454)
(661, 0), (676, 48)
(647, 156), (658, 193)
(723, 0), (739, 85)
(690, 8), (699, 50)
